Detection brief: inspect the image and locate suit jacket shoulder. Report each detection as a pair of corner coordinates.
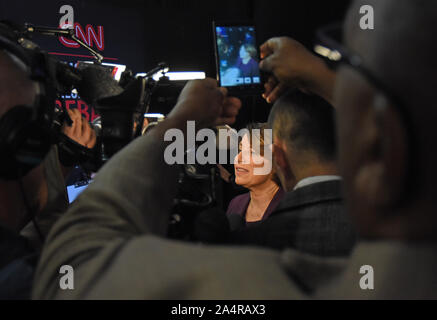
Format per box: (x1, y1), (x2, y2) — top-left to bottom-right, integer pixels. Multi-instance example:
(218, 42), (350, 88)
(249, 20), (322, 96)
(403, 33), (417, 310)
(229, 180), (357, 257)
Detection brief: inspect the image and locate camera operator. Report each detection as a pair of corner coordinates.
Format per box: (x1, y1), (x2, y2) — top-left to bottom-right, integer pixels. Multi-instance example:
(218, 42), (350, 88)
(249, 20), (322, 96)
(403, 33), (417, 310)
(0, 49), (52, 299)
(20, 108), (97, 249)
(0, 46), (97, 298)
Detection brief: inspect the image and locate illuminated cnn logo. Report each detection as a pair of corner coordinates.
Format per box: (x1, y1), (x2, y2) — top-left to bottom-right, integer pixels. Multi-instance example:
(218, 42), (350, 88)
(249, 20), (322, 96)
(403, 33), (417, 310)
(58, 5), (104, 51)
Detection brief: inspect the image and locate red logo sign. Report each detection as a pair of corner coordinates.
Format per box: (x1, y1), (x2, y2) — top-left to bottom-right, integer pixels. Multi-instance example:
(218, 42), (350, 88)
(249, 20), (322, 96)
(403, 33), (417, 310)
(59, 23), (105, 51)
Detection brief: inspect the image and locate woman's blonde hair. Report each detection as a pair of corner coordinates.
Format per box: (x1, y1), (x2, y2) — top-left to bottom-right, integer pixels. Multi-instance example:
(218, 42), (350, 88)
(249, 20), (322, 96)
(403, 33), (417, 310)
(242, 44), (258, 60)
(244, 122), (281, 186)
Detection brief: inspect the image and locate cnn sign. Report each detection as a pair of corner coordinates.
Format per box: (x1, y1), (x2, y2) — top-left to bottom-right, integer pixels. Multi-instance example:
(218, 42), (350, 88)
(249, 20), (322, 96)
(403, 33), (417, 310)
(58, 5), (104, 51)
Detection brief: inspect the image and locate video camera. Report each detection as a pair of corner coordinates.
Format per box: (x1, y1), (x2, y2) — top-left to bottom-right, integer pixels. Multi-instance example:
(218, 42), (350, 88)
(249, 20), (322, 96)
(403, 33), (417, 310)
(0, 21), (221, 239)
(0, 21), (169, 171)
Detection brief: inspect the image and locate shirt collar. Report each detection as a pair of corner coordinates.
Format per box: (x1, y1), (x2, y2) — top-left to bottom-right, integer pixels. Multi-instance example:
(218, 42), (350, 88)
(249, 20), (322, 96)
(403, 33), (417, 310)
(293, 175), (342, 191)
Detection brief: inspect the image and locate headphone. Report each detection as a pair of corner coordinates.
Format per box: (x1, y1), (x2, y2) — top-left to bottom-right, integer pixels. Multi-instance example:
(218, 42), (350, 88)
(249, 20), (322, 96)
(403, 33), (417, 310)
(0, 21), (57, 180)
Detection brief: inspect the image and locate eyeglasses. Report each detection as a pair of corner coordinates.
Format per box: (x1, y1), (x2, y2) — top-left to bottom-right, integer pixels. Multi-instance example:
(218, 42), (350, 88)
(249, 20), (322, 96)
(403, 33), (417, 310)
(313, 22), (408, 117)
(314, 23), (415, 194)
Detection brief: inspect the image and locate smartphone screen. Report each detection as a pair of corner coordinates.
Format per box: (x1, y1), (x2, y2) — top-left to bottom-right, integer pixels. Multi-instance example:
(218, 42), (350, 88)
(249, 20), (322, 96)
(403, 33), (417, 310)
(214, 23), (261, 91)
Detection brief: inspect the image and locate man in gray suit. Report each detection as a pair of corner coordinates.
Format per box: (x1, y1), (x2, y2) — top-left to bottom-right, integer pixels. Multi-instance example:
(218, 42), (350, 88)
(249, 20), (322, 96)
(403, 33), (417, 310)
(33, 0), (437, 299)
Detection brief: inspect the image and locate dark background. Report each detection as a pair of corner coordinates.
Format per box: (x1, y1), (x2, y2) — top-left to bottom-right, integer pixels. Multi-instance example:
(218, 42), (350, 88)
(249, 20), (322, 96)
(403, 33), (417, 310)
(0, 0), (351, 125)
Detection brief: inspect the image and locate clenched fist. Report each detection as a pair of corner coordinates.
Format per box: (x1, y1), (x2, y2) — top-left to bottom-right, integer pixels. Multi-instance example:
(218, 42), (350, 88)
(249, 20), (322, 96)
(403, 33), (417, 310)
(260, 37), (335, 104)
(168, 78), (242, 129)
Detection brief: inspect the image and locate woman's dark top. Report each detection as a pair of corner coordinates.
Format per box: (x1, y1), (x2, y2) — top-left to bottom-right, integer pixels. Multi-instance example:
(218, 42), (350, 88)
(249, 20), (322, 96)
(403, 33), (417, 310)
(226, 188), (285, 229)
(235, 58), (259, 78)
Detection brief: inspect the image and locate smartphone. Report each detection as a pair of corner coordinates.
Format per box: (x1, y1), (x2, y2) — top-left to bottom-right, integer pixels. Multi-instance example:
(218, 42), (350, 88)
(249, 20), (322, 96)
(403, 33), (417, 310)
(213, 21), (262, 95)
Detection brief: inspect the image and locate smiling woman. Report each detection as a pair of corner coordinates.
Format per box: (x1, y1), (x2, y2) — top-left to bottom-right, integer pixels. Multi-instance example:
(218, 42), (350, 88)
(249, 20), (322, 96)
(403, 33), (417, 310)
(226, 123), (284, 227)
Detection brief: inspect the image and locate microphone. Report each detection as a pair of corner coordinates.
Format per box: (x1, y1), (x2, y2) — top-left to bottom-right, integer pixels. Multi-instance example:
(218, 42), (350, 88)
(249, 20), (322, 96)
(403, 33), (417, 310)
(74, 62), (124, 104)
(142, 62), (169, 79)
(25, 24), (104, 62)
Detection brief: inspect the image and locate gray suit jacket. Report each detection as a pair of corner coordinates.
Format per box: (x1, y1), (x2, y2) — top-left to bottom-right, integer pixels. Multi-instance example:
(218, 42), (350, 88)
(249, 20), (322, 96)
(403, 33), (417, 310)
(31, 128), (437, 299)
(228, 181), (357, 257)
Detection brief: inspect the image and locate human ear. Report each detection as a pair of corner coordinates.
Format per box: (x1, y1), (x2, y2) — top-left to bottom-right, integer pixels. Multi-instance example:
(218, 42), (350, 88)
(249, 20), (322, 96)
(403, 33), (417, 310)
(273, 142), (295, 191)
(354, 94), (408, 208)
